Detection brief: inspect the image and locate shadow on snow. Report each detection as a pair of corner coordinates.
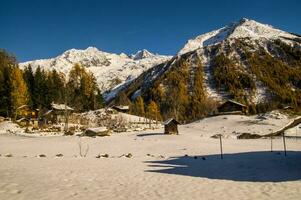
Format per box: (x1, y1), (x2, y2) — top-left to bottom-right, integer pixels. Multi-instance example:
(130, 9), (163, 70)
(145, 151), (301, 182)
(137, 133), (165, 137)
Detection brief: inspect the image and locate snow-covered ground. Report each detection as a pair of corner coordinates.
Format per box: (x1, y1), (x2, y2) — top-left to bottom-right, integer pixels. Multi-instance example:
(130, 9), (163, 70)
(1, 112), (301, 200)
(183, 111), (291, 138)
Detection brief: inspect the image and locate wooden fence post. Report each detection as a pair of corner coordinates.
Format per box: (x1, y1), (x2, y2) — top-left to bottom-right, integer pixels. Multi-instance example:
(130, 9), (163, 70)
(219, 134), (223, 159)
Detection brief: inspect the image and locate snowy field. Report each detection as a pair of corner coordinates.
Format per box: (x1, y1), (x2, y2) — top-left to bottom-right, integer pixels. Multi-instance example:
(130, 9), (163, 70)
(0, 113), (301, 200)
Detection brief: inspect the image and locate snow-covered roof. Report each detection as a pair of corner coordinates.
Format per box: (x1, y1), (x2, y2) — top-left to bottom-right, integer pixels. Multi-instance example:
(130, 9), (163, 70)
(113, 105), (130, 110)
(43, 110), (53, 116)
(163, 118), (179, 125)
(51, 103), (74, 111)
(86, 127), (108, 133)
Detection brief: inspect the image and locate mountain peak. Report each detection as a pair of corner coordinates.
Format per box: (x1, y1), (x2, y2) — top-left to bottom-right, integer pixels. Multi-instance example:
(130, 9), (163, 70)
(178, 18), (296, 55)
(131, 49), (154, 60)
(85, 46), (99, 52)
(60, 46), (100, 57)
(239, 17), (251, 23)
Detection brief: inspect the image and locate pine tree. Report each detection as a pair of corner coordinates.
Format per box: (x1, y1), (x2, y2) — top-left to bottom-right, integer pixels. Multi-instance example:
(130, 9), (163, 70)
(147, 100), (161, 124)
(33, 66), (48, 108)
(10, 67), (29, 112)
(23, 65), (35, 108)
(47, 69), (65, 104)
(165, 73), (188, 121)
(0, 50), (16, 116)
(191, 66), (207, 119)
(94, 88), (104, 109)
(149, 83), (164, 103)
(163, 58), (190, 121)
(133, 96), (145, 117)
(114, 91), (131, 106)
(67, 64), (104, 111)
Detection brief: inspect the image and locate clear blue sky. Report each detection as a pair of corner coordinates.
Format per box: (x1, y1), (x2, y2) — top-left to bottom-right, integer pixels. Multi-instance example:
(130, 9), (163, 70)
(0, 0), (300, 62)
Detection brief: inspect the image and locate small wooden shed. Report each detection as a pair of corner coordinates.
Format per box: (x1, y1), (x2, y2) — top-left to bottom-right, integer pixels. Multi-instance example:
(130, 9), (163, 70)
(218, 100), (247, 114)
(163, 118), (180, 135)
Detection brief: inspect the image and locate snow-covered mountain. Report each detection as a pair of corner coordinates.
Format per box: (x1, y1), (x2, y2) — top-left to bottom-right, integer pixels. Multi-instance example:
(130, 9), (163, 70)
(112, 18), (301, 108)
(178, 18), (297, 55)
(20, 47), (171, 101)
(177, 18), (301, 102)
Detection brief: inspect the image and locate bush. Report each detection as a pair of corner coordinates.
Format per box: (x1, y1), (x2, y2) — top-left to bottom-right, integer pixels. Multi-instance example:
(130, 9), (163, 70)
(237, 133), (262, 139)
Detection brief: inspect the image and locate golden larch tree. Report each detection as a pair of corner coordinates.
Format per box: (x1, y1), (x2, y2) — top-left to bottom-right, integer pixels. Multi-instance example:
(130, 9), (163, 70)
(10, 67), (29, 111)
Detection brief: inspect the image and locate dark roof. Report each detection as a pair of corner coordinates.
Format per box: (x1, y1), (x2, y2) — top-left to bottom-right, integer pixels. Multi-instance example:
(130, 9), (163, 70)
(221, 100), (247, 107)
(112, 105), (130, 110)
(163, 118), (180, 125)
(43, 110), (53, 116)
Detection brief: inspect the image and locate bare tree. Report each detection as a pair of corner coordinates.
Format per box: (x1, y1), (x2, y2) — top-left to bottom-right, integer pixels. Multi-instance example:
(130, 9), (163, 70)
(78, 138), (89, 157)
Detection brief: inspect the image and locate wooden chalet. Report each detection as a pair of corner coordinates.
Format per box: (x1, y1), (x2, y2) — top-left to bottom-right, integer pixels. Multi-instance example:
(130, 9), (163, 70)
(163, 118), (180, 135)
(15, 105), (38, 120)
(43, 103), (74, 124)
(217, 100), (247, 114)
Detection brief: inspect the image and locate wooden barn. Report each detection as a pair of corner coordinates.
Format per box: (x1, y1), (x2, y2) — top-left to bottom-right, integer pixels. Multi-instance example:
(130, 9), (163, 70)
(163, 118), (180, 135)
(218, 100), (247, 114)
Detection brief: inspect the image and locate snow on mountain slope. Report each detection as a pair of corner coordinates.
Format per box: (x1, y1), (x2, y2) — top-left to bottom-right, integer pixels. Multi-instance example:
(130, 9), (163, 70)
(20, 47), (171, 101)
(178, 18), (296, 55)
(176, 18), (301, 103)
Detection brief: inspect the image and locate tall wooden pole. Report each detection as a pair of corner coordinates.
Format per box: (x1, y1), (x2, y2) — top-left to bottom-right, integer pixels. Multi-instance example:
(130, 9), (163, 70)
(270, 135), (273, 152)
(64, 83), (68, 133)
(219, 134), (223, 159)
(282, 132), (287, 156)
